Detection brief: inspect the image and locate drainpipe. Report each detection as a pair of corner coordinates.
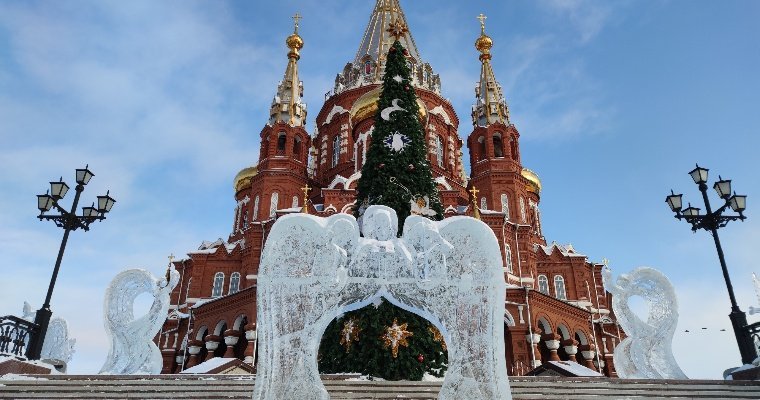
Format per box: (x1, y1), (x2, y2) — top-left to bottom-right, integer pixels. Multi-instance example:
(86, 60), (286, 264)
(524, 287), (536, 369)
(585, 281), (602, 372)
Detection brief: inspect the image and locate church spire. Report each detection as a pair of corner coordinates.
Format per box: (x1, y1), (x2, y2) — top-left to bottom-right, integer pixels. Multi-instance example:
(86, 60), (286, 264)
(472, 14), (510, 127)
(333, 0), (441, 95)
(269, 14), (307, 127)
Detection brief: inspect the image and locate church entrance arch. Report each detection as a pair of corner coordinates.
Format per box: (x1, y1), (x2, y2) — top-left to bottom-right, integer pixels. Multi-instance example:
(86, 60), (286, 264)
(253, 206), (512, 400)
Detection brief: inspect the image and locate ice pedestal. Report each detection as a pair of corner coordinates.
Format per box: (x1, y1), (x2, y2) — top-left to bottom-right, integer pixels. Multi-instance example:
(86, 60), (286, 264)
(253, 206), (511, 400)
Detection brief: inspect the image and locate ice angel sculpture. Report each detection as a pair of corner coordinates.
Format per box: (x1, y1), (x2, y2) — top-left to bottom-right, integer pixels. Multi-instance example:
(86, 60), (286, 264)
(604, 266), (687, 379)
(253, 205), (511, 400)
(749, 273), (760, 315)
(22, 302), (76, 368)
(99, 266), (179, 375)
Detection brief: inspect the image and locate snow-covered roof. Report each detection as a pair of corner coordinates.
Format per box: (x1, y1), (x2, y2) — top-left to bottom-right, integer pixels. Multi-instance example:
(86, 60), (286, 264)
(188, 238), (244, 255)
(180, 358), (237, 374)
(546, 361), (603, 377)
(538, 242), (587, 258)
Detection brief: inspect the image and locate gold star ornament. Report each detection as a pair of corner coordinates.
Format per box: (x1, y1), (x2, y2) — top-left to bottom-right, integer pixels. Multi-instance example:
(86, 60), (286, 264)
(339, 318), (361, 352)
(381, 318), (413, 358)
(387, 17), (408, 40)
(428, 325), (447, 351)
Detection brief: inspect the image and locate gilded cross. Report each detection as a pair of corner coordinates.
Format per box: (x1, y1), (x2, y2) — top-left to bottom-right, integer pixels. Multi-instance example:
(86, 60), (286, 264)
(469, 186), (481, 220)
(602, 258), (610, 267)
(477, 13), (487, 34)
(292, 13), (302, 33)
(301, 183), (311, 214)
(469, 186), (480, 200)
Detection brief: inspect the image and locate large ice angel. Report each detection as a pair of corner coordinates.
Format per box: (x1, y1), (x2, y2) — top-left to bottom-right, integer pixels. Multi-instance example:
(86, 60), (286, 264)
(99, 266), (179, 375)
(253, 205), (510, 400)
(604, 266), (687, 379)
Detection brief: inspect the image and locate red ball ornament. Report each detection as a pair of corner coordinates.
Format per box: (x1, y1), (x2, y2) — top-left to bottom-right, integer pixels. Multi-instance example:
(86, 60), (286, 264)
(417, 354), (424, 363)
(403, 49), (409, 56)
(407, 164), (415, 171)
(405, 86), (410, 91)
(389, 47), (396, 53)
(379, 163), (385, 169)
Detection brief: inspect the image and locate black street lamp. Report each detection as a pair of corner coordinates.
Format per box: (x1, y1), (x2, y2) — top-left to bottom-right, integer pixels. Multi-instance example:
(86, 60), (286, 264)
(26, 165), (115, 360)
(666, 164), (755, 364)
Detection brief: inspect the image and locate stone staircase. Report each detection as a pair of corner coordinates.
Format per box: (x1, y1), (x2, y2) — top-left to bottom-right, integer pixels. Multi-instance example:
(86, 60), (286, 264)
(0, 375), (759, 399)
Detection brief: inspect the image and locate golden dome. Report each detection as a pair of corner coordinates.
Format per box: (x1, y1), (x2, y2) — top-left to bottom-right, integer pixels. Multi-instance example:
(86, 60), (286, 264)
(286, 33), (304, 51)
(521, 168), (542, 195)
(233, 166), (258, 193)
(349, 87), (427, 124)
(475, 34), (493, 54)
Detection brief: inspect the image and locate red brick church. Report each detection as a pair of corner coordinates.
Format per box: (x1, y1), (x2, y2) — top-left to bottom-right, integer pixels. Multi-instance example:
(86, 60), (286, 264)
(156, 0), (623, 377)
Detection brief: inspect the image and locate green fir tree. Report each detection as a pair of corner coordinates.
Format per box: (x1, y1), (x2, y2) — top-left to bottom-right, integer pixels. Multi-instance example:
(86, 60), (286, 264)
(318, 40), (448, 380)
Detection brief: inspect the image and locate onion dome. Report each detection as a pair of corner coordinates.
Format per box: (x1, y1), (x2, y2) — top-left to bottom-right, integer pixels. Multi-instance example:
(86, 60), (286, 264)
(521, 168), (542, 195)
(349, 86), (427, 124)
(234, 166), (258, 193)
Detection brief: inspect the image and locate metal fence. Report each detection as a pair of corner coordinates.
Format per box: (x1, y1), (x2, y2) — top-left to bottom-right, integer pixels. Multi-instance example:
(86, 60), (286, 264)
(0, 315), (39, 359)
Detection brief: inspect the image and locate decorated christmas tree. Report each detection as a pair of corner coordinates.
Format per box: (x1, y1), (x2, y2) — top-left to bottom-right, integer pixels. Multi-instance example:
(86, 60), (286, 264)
(318, 39), (448, 380)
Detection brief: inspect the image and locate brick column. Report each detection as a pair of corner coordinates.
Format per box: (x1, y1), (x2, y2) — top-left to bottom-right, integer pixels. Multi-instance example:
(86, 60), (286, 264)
(542, 333), (562, 362)
(579, 344), (596, 370)
(223, 329), (240, 358)
(562, 339), (579, 363)
(244, 323), (257, 366)
(185, 340), (204, 368)
(204, 335), (220, 361)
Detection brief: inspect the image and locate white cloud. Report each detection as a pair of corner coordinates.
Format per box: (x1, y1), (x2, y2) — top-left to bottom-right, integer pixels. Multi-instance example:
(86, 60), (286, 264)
(539, 0), (614, 43)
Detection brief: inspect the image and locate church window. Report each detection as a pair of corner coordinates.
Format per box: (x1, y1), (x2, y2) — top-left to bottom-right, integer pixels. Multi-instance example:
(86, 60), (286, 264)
(436, 136), (444, 167)
(277, 133), (286, 153)
(520, 196), (526, 223)
(477, 136), (486, 160)
(229, 272), (241, 295)
(270, 192), (279, 218)
(505, 244), (513, 273)
(538, 275), (549, 295)
(480, 197), (487, 211)
(252, 196), (260, 221)
(332, 135), (341, 167)
(500, 193), (510, 219)
(364, 60), (372, 75)
(212, 272), (224, 298)
(554, 275), (567, 300)
(232, 205), (240, 232)
(510, 137), (518, 161)
(241, 210), (248, 230)
(294, 136), (302, 157)
(493, 133), (504, 158)
(292, 196), (299, 208)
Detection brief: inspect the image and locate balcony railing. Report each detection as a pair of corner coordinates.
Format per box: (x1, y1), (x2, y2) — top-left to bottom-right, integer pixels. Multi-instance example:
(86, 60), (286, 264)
(0, 315), (39, 359)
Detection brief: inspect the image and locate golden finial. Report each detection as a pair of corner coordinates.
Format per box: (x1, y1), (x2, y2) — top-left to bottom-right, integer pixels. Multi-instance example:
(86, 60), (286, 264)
(469, 186), (481, 220)
(301, 183), (311, 214)
(286, 13), (304, 57)
(387, 17), (408, 40)
(602, 258), (610, 268)
(475, 13), (493, 58)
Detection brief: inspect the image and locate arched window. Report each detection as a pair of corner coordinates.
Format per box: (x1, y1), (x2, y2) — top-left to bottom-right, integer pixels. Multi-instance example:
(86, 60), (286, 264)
(493, 133), (504, 158)
(505, 244), (513, 273)
(538, 275), (549, 295)
(292, 195), (299, 208)
(500, 193), (510, 220)
(510, 137), (518, 161)
(520, 196), (526, 223)
(241, 210), (248, 230)
(554, 275), (567, 300)
(477, 136), (486, 160)
(232, 205), (240, 232)
(480, 197), (487, 211)
(269, 192), (279, 218)
(277, 133), (286, 152)
(252, 196), (260, 221)
(212, 272), (224, 297)
(229, 272), (241, 295)
(293, 136), (302, 157)
(436, 136), (444, 168)
(332, 135), (341, 167)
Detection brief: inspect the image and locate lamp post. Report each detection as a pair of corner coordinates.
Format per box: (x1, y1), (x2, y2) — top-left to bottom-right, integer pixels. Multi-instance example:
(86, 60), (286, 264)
(665, 164), (754, 364)
(27, 165), (115, 360)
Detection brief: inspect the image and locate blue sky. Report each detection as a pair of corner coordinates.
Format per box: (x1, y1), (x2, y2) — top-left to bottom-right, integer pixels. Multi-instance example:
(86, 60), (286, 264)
(1, 0), (759, 378)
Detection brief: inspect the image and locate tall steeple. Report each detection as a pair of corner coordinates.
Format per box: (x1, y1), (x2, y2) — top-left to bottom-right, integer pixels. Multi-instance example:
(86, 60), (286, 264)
(269, 13), (307, 127)
(472, 14), (510, 127)
(332, 0), (441, 95)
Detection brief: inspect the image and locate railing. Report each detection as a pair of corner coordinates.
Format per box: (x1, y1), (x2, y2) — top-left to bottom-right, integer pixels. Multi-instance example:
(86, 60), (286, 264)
(0, 315), (39, 359)
(745, 320), (760, 359)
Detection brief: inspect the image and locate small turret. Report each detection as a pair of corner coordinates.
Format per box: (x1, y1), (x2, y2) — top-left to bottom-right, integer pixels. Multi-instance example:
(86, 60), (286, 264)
(472, 14), (510, 127)
(269, 13), (307, 127)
